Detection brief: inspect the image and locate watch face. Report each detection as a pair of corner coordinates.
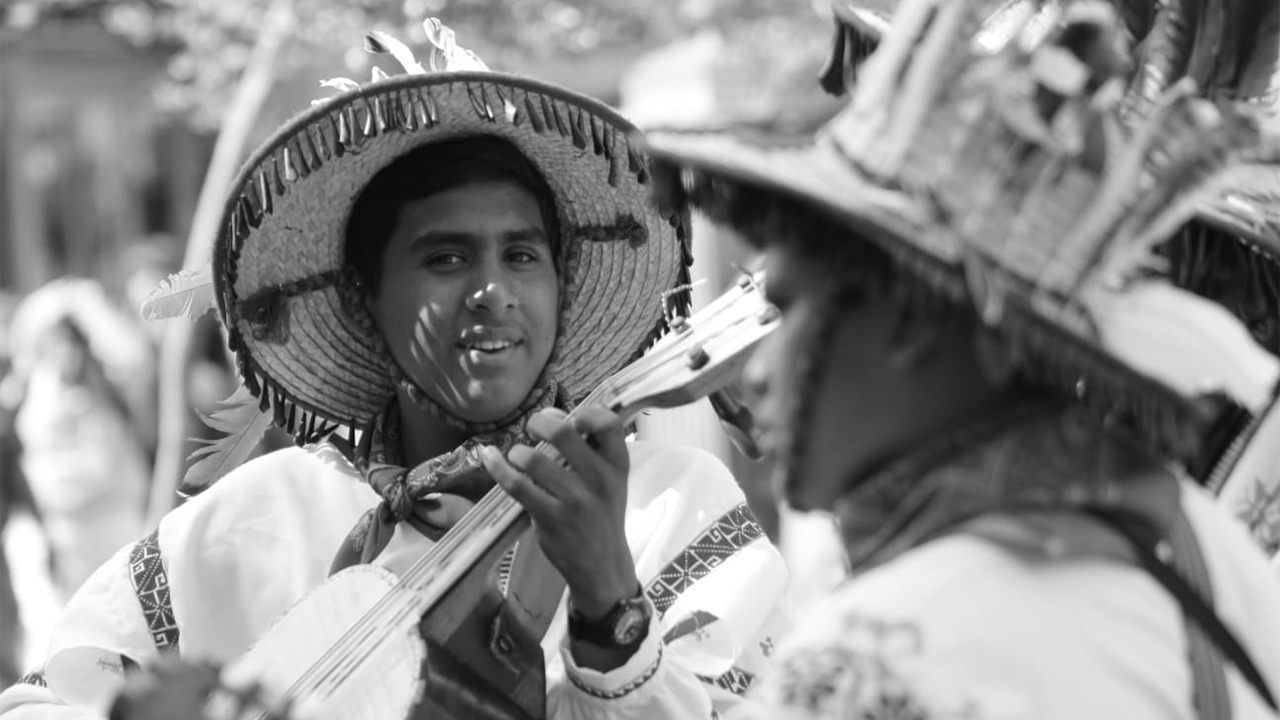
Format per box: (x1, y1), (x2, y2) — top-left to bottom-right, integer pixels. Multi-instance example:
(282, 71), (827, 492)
(612, 605), (648, 645)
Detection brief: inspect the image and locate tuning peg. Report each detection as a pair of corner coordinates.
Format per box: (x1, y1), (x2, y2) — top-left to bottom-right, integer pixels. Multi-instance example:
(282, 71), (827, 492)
(686, 346), (710, 370)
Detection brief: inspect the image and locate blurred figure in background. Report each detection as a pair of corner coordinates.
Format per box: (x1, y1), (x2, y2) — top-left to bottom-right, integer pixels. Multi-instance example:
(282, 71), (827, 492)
(0, 290), (38, 687)
(6, 278), (152, 601)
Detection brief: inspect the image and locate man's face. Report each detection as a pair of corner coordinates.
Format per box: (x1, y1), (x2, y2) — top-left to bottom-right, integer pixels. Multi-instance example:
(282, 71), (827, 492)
(369, 179), (559, 423)
(744, 242), (910, 512)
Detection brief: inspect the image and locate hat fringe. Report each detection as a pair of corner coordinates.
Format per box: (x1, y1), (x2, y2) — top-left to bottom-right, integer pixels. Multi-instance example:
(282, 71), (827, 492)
(653, 160), (967, 301)
(1166, 219), (1280, 354)
(997, 300), (1240, 466)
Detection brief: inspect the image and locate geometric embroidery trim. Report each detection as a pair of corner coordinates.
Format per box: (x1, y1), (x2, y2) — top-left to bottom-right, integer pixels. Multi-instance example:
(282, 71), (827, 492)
(696, 665), (756, 696)
(569, 645), (663, 700)
(645, 503), (764, 617)
(128, 529), (180, 655)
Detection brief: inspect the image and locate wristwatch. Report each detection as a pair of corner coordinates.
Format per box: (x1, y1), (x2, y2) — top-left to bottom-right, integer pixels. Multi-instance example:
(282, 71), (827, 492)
(567, 588), (652, 649)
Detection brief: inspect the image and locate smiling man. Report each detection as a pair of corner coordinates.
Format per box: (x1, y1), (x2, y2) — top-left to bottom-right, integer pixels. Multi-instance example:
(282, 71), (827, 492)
(0, 23), (789, 720)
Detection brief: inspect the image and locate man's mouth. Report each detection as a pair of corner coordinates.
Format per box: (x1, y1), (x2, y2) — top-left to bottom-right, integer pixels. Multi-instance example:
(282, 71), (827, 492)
(462, 339), (520, 353)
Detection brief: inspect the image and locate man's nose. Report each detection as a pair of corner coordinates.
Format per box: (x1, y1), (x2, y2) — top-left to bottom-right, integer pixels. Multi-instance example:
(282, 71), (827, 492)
(466, 264), (517, 312)
(466, 280), (517, 311)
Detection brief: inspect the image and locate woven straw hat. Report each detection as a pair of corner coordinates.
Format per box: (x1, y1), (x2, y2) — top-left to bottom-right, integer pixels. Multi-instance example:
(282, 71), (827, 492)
(212, 22), (690, 439)
(643, 0), (1280, 464)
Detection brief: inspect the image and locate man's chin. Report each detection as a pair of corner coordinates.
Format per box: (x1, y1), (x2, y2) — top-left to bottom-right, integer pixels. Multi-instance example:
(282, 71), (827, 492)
(452, 384), (534, 424)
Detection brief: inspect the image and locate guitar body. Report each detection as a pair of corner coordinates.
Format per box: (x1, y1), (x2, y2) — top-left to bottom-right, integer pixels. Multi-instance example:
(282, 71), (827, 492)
(220, 529), (551, 720)
(221, 565), (425, 720)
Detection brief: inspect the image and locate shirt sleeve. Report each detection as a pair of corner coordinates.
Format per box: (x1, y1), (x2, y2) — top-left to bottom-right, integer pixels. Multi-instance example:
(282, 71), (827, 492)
(0, 445), (371, 720)
(0, 537), (158, 720)
(0, 681), (104, 720)
(548, 442), (793, 720)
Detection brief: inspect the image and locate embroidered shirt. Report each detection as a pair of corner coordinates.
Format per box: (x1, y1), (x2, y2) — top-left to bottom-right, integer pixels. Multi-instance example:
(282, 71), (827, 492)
(0, 440), (790, 720)
(733, 481), (1280, 720)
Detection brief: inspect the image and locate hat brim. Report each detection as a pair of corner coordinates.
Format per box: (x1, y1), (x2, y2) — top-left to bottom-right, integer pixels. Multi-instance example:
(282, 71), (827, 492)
(642, 125), (1279, 467)
(643, 128), (968, 299)
(214, 71), (690, 433)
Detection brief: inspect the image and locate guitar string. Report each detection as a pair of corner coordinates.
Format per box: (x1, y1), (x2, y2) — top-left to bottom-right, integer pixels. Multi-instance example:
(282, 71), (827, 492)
(275, 283), (763, 701)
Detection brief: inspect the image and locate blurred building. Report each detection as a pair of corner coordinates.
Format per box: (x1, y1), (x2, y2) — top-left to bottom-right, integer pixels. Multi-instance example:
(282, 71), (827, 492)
(0, 12), (212, 297)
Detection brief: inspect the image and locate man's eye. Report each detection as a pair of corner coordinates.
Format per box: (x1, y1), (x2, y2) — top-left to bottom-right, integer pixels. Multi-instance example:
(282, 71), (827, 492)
(425, 252), (466, 267)
(507, 249), (541, 263)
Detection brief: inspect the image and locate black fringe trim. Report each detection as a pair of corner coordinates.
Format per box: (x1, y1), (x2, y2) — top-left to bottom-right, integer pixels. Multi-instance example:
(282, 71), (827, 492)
(998, 298), (1237, 466)
(649, 157), (967, 304)
(1164, 219), (1280, 355)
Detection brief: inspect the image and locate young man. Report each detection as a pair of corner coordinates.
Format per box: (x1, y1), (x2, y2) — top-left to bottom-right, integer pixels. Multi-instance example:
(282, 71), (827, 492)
(644, 0), (1280, 717)
(0, 22), (788, 720)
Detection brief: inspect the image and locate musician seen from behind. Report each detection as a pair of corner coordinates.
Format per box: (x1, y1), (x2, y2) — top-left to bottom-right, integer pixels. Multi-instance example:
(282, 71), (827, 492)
(645, 0), (1280, 717)
(0, 22), (789, 720)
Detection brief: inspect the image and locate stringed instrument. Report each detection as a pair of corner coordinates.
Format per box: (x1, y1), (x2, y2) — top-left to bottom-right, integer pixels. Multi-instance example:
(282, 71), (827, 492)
(117, 271), (778, 720)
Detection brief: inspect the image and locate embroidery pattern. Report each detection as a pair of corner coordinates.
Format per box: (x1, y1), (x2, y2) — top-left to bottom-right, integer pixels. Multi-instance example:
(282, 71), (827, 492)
(128, 530), (180, 654)
(662, 610), (720, 645)
(645, 503), (763, 616)
(697, 666), (756, 696)
(568, 645), (663, 700)
(760, 636), (775, 657)
(1235, 476), (1280, 556)
(17, 670), (46, 687)
(763, 615), (983, 719)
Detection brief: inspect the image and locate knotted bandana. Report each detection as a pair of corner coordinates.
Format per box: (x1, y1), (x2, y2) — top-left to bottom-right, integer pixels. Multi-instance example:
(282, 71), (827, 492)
(330, 379), (564, 574)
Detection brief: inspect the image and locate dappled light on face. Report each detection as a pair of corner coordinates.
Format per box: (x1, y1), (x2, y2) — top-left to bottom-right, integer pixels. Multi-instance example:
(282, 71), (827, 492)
(408, 302), (466, 408)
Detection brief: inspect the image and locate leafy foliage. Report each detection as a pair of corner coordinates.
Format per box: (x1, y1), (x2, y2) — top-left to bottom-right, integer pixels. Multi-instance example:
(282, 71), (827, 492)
(2, 0), (828, 128)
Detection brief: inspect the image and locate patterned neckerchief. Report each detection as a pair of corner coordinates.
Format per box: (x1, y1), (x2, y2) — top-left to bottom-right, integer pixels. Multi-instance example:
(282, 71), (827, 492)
(330, 378), (565, 574)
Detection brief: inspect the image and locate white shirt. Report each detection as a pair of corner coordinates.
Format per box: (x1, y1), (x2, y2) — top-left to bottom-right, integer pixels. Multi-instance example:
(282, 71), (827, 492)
(735, 481), (1280, 720)
(0, 440), (791, 720)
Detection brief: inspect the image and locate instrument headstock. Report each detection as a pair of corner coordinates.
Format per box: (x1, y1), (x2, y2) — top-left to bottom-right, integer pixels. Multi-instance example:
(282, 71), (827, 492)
(595, 271), (778, 423)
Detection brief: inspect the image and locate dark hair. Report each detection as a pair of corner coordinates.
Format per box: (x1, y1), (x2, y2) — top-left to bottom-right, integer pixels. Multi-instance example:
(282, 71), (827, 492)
(344, 135), (561, 291)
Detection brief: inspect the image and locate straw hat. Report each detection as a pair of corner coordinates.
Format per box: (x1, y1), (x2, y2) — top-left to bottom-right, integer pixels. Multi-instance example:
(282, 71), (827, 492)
(643, 0), (1280, 464)
(211, 21), (691, 440)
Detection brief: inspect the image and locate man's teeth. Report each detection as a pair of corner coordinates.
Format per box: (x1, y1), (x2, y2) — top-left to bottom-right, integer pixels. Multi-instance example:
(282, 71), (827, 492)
(470, 340), (515, 352)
